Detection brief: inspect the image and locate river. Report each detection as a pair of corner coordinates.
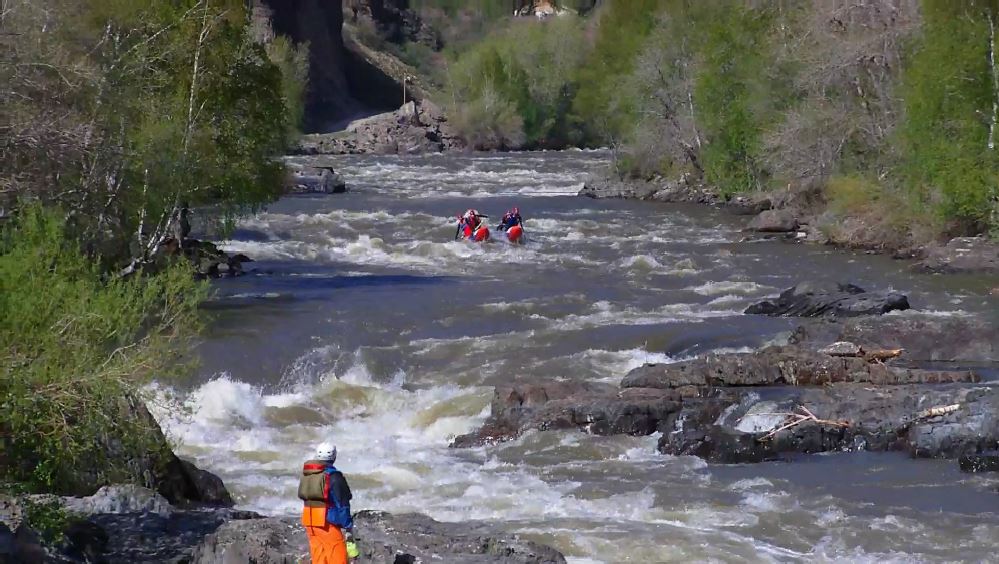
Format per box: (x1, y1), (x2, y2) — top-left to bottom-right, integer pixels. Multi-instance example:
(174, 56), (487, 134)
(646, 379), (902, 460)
(152, 151), (999, 563)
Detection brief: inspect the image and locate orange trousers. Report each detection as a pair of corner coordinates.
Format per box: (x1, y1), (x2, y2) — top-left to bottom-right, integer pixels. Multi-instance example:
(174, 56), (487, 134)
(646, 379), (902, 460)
(302, 506), (347, 564)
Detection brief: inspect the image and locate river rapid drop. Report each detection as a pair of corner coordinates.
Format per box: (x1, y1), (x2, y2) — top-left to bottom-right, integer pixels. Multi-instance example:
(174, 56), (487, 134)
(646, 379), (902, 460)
(151, 151), (999, 563)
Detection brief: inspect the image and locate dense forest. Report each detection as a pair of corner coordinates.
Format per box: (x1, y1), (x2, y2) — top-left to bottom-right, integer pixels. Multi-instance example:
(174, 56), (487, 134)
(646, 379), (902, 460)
(430, 0), (999, 243)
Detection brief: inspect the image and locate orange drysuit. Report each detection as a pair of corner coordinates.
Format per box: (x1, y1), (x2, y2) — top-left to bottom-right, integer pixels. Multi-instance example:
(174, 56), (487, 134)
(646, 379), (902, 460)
(302, 505), (347, 564)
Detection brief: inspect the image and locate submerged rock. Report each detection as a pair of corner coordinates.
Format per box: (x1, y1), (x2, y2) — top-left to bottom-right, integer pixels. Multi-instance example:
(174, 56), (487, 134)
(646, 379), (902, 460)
(745, 281), (910, 317)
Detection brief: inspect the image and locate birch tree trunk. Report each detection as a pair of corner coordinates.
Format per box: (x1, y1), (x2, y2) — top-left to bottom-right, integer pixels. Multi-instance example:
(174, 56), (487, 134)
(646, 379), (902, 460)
(988, 7), (998, 150)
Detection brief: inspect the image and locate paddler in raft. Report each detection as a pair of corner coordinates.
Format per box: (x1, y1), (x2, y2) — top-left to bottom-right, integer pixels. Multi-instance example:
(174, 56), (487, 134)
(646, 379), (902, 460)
(497, 207), (525, 244)
(455, 208), (490, 242)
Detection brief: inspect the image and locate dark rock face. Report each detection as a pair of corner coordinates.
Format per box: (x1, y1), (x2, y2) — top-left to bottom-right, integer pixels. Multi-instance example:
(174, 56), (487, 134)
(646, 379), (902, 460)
(451, 381), (685, 448)
(353, 511), (567, 564)
(252, 0), (363, 131)
(959, 451), (999, 473)
(620, 345), (978, 389)
(347, 0), (440, 48)
(76, 396), (234, 508)
(63, 520), (109, 563)
(916, 236), (999, 274)
(745, 281), (910, 317)
(746, 209), (799, 233)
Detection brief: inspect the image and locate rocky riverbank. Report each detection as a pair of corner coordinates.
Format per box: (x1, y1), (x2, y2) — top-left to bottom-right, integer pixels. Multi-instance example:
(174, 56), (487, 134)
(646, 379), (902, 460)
(2, 486), (566, 563)
(295, 100), (464, 156)
(579, 174), (999, 275)
(453, 281), (999, 472)
(1, 381), (567, 562)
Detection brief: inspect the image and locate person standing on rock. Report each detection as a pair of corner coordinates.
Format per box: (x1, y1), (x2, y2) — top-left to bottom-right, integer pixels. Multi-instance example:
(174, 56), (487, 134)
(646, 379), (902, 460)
(299, 443), (358, 563)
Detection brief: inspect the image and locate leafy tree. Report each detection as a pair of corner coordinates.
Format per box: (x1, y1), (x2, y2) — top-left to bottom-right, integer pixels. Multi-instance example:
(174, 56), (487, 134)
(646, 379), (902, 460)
(901, 0), (999, 233)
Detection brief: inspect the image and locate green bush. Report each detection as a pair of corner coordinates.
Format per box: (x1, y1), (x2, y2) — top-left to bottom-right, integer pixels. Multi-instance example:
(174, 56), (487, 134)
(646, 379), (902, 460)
(446, 17), (586, 148)
(571, 0), (665, 143)
(0, 208), (206, 492)
(900, 0), (999, 234)
(267, 36), (310, 141)
(693, 5), (773, 196)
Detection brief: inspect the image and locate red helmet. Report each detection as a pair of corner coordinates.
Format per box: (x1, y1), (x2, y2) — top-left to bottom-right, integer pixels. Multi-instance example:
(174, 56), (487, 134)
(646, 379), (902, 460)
(512, 207), (520, 215)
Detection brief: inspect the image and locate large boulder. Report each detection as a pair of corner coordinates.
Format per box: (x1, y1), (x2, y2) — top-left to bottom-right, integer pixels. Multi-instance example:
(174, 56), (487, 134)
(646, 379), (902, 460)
(451, 381), (684, 448)
(916, 236), (999, 274)
(745, 281), (910, 317)
(58, 485), (173, 517)
(286, 165), (347, 194)
(746, 209), (798, 233)
(59, 394), (234, 508)
(621, 345), (977, 389)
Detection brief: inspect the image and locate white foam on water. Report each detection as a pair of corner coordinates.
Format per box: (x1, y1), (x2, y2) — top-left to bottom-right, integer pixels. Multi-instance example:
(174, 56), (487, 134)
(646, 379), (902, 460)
(617, 254), (666, 271)
(729, 477), (774, 491)
(572, 348), (676, 382)
(546, 301), (739, 331)
(689, 280), (773, 296)
(706, 294), (747, 308)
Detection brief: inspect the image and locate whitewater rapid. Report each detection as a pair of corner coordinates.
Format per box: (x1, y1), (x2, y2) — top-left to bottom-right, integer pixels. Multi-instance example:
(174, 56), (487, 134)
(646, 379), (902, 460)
(152, 151), (999, 563)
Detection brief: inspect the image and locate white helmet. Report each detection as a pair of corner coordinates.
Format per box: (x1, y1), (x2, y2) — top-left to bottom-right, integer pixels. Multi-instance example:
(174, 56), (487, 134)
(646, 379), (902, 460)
(314, 442), (337, 462)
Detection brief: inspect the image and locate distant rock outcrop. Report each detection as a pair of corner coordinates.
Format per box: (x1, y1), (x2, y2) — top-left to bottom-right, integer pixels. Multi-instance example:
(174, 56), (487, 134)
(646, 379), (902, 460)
(296, 100), (465, 155)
